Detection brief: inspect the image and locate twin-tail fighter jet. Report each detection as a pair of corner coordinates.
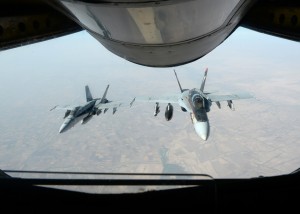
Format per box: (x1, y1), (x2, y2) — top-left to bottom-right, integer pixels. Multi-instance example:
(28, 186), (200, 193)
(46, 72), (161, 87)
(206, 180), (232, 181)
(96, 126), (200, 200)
(50, 85), (135, 133)
(136, 68), (253, 141)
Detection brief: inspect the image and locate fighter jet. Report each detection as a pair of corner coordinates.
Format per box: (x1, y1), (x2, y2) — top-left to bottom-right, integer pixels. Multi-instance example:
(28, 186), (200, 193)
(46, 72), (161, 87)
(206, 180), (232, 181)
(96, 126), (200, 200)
(136, 68), (253, 141)
(50, 85), (135, 133)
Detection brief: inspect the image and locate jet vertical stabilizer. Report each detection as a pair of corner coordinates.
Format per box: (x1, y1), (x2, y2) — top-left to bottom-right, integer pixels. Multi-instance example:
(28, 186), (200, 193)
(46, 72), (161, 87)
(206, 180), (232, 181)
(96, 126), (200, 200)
(85, 85), (93, 102)
(174, 70), (183, 93)
(100, 85), (110, 103)
(200, 68), (208, 92)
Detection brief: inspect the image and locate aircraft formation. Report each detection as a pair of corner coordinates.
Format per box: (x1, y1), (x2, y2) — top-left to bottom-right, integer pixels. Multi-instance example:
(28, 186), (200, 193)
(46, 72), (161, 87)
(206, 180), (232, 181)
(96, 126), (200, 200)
(51, 69), (253, 140)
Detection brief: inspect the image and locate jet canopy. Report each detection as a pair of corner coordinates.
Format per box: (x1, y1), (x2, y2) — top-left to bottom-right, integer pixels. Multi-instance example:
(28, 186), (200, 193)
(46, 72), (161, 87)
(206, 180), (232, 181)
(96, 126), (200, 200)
(188, 89), (208, 122)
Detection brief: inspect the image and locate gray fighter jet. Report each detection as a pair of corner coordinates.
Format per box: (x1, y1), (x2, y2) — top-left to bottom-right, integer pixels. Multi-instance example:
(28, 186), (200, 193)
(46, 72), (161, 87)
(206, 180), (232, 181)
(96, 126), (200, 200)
(51, 85), (135, 133)
(136, 69), (253, 141)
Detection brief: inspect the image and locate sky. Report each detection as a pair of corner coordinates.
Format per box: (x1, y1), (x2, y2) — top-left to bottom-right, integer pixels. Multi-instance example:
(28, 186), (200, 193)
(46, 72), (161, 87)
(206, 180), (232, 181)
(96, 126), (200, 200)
(0, 26), (300, 187)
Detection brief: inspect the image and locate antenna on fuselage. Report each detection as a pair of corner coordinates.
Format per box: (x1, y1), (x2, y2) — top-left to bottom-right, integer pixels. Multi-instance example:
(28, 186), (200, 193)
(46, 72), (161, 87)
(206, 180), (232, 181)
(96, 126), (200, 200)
(200, 68), (208, 92)
(174, 69), (183, 93)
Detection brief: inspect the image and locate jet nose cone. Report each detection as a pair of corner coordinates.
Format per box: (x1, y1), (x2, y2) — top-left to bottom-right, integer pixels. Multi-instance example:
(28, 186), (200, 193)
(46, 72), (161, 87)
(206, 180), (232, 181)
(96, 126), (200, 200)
(59, 124), (67, 133)
(194, 121), (209, 141)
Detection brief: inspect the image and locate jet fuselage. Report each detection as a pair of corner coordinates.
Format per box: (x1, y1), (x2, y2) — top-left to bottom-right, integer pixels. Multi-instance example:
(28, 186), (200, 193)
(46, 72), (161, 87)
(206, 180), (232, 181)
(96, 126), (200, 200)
(59, 100), (96, 133)
(178, 89), (211, 141)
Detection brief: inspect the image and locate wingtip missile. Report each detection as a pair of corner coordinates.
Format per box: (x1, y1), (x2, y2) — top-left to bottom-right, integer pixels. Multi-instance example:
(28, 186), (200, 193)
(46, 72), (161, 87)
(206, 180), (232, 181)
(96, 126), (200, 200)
(50, 105), (58, 111)
(130, 97), (136, 107)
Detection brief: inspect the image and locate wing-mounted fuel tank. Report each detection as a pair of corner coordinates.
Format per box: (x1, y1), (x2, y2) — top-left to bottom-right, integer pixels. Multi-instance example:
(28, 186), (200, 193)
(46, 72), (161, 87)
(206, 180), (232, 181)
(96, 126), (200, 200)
(81, 114), (93, 124)
(96, 109), (102, 115)
(181, 107), (187, 112)
(165, 103), (173, 121)
(154, 102), (160, 116)
(227, 100), (235, 111)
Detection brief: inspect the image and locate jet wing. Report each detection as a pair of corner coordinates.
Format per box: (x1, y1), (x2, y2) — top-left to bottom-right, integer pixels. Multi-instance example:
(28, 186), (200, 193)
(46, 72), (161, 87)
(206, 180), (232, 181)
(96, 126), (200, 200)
(95, 101), (129, 110)
(50, 105), (78, 111)
(206, 92), (253, 102)
(94, 98), (136, 112)
(135, 94), (179, 104)
(204, 90), (219, 95)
